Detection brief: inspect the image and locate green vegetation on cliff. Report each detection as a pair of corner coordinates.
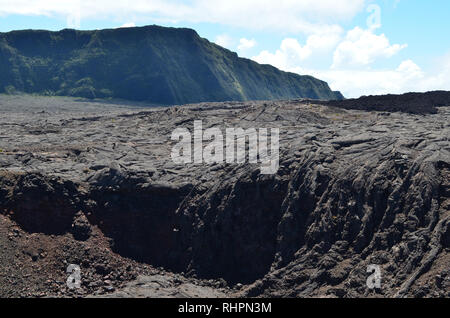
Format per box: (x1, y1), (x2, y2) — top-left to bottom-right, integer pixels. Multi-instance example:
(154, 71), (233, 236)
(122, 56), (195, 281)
(0, 25), (343, 104)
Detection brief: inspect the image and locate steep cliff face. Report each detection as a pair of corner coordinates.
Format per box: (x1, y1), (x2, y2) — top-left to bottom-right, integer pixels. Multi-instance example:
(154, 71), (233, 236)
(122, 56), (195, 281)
(0, 94), (448, 297)
(0, 26), (343, 104)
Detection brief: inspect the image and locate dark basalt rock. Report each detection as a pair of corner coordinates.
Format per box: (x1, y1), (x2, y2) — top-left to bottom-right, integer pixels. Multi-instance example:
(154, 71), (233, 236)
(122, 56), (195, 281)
(313, 90), (450, 114)
(71, 211), (92, 241)
(0, 94), (448, 297)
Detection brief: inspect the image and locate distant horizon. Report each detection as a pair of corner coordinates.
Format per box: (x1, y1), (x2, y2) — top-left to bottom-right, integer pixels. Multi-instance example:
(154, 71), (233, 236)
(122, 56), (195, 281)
(2, 87), (449, 102)
(0, 0), (449, 98)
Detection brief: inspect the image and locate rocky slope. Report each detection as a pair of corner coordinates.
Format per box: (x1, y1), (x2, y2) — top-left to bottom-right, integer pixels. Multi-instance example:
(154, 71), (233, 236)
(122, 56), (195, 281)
(0, 25), (343, 104)
(0, 94), (448, 298)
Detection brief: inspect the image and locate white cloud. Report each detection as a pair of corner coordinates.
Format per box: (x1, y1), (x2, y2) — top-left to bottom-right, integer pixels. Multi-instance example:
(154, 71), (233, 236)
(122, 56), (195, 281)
(249, 20), (427, 98)
(215, 34), (233, 49)
(237, 38), (256, 51)
(332, 27), (407, 69)
(253, 39), (311, 70)
(297, 57), (450, 98)
(0, 0), (366, 33)
(252, 31), (449, 98)
(186, 0), (365, 34)
(418, 54), (450, 92)
(307, 61), (424, 97)
(252, 30), (342, 70)
(118, 22), (136, 28)
(305, 31), (343, 51)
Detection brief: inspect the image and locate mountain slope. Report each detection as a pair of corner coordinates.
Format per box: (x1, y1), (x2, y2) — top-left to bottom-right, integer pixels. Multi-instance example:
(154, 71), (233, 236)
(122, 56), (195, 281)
(0, 25), (343, 104)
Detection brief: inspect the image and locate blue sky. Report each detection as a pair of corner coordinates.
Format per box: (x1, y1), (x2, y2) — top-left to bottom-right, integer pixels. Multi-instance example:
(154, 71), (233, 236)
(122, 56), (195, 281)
(0, 0), (449, 97)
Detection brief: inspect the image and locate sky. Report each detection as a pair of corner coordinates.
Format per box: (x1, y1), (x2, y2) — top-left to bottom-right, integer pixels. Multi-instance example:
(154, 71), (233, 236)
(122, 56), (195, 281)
(0, 0), (449, 98)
